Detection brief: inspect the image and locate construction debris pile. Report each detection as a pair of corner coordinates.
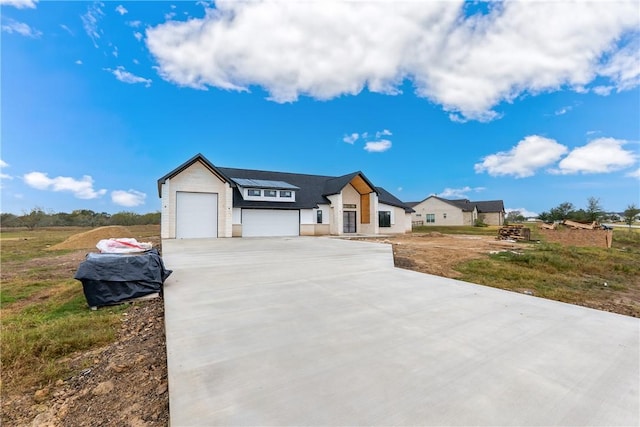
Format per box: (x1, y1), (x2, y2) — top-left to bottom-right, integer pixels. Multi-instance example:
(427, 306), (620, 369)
(537, 220), (613, 248)
(497, 225), (531, 241)
(539, 220), (611, 230)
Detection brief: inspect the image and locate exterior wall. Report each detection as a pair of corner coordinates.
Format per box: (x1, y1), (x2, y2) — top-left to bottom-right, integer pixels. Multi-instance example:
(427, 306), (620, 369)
(412, 197), (465, 226)
(326, 193), (342, 235)
(378, 203), (409, 234)
(403, 212), (413, 232)
(232, 208), (242, 237)
(300, 209), (314, 224)
(361, 192), (379, 235)
(462, 211), (475, 226)
(161, 161), (231, 238)
(160, 180), (171, 239)
(481, 211), (504, 226)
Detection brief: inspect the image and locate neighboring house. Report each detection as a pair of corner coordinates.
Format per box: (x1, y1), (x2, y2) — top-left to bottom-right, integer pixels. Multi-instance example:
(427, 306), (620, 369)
(407, 196), (505, 226)
(157, 153), (414, 238)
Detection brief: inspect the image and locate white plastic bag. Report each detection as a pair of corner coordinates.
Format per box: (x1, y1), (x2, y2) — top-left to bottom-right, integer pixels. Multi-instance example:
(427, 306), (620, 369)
(96, 238), (153, 254)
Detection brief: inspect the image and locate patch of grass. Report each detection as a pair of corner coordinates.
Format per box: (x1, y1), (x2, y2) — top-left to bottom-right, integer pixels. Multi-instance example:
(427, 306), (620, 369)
(0, 226), (153, 392)
(456, 241), (640, 316)
(412, 225), (499, 236)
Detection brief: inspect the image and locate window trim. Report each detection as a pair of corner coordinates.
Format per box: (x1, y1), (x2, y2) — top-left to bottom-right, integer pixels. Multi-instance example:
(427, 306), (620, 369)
(247, 189), (261, 197)
(264, 189), (277, 197)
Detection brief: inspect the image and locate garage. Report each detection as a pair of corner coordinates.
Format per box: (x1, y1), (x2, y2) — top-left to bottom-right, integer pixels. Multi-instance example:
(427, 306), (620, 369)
(242, 209), (299, 237)
(176, 192), (218, 238)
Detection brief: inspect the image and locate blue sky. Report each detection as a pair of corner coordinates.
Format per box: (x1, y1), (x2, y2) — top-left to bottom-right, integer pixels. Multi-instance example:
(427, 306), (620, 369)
(1, 0), (639, 217)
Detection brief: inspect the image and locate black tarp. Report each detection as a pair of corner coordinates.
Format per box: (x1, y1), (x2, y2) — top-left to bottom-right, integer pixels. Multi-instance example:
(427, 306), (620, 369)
(74, 249), (172, 308)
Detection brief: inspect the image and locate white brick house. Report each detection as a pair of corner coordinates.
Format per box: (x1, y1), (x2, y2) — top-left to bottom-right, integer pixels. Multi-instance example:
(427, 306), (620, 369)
(158, 154), (413, 238)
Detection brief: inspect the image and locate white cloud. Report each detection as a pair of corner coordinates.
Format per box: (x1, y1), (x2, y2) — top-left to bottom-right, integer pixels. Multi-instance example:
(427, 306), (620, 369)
(506, 208), (538, 218)
(364, 140), (392, 153)
(127, 20), (142, 28)
(23, 172), (107, 199)
(111, 190), (146, 207)
(475, 135), (568, 178)
(0, 159), (12, 180)
(343, 133), (359, 144)
(82, 1), (104, 48)
(115, 4), (127, 15)
(592, 85), (614, 96)
(60, 24), (73, 36)
(105, 66), (152, 87)
(112, 46), (119, 58)
(1, 19), (42, 38)
(625, 168), (640, 179)
(0, 0), (37, 8)
(133, 31), (143, 41)
(598, 38), (640, 92)
(554, 138), (637, 174)
(376, 129), (392, 138)
(146, 1), (640, 121)
(437, 186), (485, 199)
(554, 106), (572, 116)
(75, 59), (83, 65)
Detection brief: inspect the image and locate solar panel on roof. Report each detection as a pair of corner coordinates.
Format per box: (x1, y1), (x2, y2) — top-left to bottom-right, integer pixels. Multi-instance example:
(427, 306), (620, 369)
(231, 178), (300, 190)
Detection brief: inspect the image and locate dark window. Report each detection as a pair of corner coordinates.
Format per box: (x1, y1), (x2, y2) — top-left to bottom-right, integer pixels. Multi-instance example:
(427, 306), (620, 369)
(378, 211), (391, 227)
(280, 190), (292, 198)
(248, 189), (261, 197)
(264, 190), (277, 197)
(317, 210), (323, 224)
(443, 213), (447, 219)
(426, 213), (435, 223)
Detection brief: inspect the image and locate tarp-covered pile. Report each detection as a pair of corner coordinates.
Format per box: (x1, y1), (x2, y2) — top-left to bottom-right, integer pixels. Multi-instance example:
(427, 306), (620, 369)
(74, 249), (172, 308)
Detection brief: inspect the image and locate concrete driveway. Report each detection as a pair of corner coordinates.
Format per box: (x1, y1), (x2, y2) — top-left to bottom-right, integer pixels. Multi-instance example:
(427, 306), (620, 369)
(162, 237), (639, 426)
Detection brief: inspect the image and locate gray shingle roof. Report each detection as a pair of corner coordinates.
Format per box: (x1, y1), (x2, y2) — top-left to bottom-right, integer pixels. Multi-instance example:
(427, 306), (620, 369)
(405, 195), (504, 213)
(159, 154), (414, 212)
(376, 187), (415, 213)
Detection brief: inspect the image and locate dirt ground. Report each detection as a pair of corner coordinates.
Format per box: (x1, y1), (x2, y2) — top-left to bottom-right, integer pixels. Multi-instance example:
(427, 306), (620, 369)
(362, 232), (525, 278)
(3, 232), (527, 426)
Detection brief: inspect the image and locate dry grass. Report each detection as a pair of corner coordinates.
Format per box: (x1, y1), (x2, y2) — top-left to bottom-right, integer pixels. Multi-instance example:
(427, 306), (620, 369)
(455, 229), (640, 317)
(0, 225), (161, 391)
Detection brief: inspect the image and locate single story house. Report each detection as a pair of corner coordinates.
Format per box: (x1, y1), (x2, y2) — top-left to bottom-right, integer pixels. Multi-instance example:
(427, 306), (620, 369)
(407, 196), (505, 226)
(158, 154), (414, 238)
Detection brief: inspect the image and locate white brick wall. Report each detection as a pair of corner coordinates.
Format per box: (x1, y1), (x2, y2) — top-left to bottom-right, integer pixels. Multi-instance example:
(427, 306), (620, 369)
(161, 161), (232, 238)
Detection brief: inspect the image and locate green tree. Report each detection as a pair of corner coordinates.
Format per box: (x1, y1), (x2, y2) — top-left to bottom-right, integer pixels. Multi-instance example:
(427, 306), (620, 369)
(19, 207), (46, 230)
(584, 197), (603, 223)
(506, 210), (525, 224)
(537, 211), (551, 222)
(549, 202), (574, 222)
(623, 203), (640, 229)
(0, 213), (20, 227)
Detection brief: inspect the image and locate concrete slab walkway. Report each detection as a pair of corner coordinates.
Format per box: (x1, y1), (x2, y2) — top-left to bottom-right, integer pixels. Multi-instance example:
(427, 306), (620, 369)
(162, 237), (639, 426)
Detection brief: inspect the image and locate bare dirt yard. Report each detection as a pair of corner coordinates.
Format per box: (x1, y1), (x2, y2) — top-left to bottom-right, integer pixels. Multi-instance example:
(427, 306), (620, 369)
(377, 232), (523, 278)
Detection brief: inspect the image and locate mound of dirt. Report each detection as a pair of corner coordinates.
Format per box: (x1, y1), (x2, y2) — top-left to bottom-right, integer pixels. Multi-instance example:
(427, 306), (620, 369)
(47, 226), (133, 251)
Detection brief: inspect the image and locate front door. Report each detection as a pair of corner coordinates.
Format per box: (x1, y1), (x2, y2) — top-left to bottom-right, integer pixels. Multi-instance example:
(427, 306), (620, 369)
(343, 211), (356, 233)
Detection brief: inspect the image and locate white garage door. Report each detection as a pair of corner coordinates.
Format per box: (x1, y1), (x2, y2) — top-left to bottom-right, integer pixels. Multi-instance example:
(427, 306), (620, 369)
(176, 192), (218, 238)
(242, 209), (299, 237)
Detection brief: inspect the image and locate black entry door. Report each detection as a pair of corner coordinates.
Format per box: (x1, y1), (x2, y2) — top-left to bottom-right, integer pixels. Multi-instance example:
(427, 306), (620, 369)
(343, 211), (356, 233)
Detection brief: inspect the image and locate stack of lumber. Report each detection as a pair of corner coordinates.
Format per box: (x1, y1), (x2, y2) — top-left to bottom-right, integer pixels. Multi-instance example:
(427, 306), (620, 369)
(563, 219), (599, 230)
(539, 222), (557, 230)
(497, 225), (531, 241)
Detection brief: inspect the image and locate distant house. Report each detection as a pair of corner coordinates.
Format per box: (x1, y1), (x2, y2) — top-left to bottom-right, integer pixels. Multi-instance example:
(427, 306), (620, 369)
(406, 196), (505, 226)
(157, 153), (414, 238)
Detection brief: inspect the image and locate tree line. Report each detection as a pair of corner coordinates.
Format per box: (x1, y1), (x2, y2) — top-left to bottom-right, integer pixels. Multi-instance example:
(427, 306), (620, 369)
(0, 208), (160, 229)
(506, 197), (639, 228)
